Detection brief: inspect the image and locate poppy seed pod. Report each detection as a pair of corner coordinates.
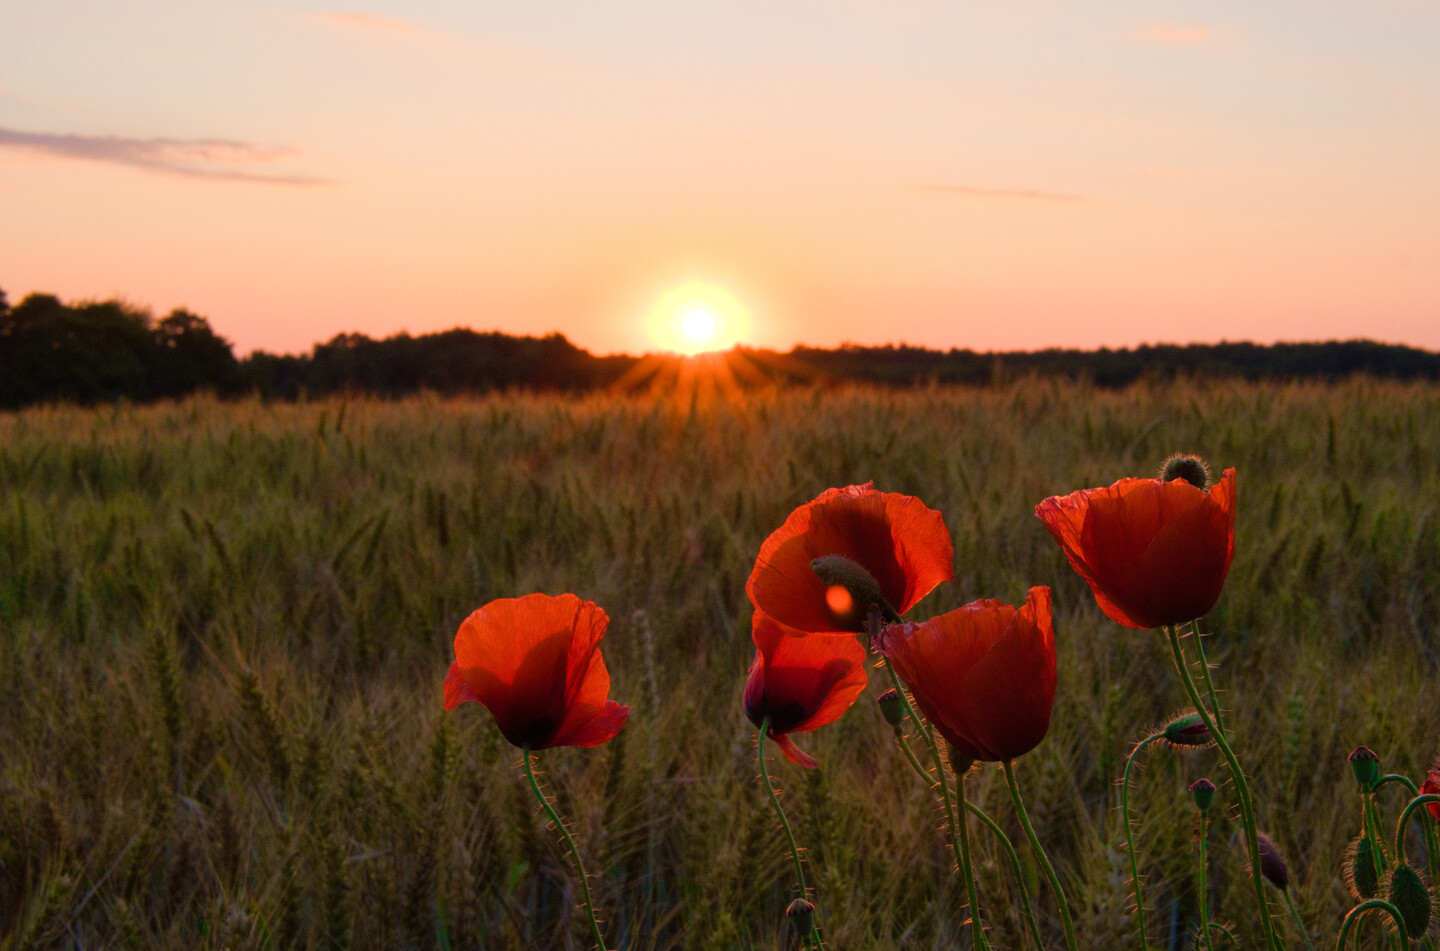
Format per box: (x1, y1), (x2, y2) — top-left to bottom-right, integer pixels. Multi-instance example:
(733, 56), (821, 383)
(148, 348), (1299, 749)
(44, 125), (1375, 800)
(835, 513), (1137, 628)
(1188, 777), (1216, 814)
(877, 688), (906, 728)
(1348, 746), (1380, 792)
(786, 898), (815, 936)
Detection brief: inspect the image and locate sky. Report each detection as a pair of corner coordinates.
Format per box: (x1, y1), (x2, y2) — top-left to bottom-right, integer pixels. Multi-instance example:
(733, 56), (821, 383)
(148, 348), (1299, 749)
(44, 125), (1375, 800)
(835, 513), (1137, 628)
(2, 1), (1438, 357)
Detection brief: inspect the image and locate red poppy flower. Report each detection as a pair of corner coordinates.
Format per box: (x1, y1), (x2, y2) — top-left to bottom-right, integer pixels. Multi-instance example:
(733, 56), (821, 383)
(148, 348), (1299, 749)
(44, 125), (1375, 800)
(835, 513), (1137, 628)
(444, 593), (629, 750)
(1423, 768), (1440, 822)
(880, 587), (1056, 763)
(1034, 468), (1236, 630)
(747, 483), (953, 635)
(743, 611), (868, 768)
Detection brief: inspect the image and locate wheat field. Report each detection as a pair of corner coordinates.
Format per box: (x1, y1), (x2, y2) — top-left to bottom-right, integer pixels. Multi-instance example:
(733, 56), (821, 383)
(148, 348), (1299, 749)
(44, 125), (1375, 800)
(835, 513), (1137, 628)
(2, 378), (1438, 950)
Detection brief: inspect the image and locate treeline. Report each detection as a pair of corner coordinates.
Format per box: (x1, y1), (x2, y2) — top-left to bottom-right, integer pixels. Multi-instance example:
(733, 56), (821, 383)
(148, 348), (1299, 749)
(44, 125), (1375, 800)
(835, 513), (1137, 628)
(3, 286), (1439, 409)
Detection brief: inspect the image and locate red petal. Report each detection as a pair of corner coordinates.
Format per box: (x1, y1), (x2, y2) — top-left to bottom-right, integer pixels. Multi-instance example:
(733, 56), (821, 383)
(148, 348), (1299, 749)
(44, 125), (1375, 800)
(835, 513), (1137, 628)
(771, 731), (819, 769)
(748, 485), (953, 633)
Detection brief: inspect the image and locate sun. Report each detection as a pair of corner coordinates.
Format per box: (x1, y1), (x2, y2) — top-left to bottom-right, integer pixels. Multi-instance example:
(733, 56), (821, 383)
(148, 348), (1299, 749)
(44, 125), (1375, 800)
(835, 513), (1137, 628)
(648, 281), (749, 354)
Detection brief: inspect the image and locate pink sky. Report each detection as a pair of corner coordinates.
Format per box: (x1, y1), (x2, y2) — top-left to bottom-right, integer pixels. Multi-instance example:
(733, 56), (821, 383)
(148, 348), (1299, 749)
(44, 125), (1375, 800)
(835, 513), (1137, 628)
(2, 2), (1437, 356)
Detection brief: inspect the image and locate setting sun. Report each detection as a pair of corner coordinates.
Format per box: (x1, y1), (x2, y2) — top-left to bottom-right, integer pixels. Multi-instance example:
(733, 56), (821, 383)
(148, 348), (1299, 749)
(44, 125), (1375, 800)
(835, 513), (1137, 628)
(646, 281), (750, 354)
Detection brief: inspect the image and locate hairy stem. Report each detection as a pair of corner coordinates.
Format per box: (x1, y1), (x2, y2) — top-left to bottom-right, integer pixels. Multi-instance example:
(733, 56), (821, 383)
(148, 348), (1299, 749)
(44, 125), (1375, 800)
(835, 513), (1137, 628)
(523, 750), (607, 951)
(757, 721), (824, 951)
(1002, 759), (1078, 951)
(1165, 624), (1282, 951)
(1121, 732), (1163, 951)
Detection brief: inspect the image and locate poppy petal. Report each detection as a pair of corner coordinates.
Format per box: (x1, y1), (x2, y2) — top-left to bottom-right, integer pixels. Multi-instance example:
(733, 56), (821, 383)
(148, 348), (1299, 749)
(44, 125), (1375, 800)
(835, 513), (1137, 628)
(771, 731), (819, 769)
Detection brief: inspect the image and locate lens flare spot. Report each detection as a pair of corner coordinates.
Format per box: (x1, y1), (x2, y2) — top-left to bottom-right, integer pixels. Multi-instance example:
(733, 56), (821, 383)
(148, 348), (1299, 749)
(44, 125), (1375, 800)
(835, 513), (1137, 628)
(825, 585), (855, 621)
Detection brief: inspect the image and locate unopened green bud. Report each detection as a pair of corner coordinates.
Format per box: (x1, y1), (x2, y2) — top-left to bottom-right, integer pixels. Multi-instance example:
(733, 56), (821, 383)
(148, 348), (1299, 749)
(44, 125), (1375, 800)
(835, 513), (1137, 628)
(1348, 746), (1380, 792)
(786, 898), (815, 937)
(1162, 712), (1213, 749)
(1188, 777), (1216, 814)
(1346, 836), (1383, 900)
(877, 689), (906, 728)
(1160, 454), (1211, 490)
(1389, 864), (1432, 939)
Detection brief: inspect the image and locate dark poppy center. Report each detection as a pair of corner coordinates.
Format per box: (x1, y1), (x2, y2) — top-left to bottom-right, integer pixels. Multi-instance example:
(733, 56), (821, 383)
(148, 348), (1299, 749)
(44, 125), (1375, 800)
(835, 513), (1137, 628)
(510, 716), (557, 750)
(766, 701), (808, 733)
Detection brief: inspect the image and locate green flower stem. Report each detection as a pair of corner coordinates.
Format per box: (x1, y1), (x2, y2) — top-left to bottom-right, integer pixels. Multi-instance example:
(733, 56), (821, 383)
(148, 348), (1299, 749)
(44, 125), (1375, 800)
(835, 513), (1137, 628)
(1392, 794), (1440, 867)
(1281, 888), (1315, 951)
(1196, 806), (1213, 951)
(1335, 899), (1409, 949)
(949, 767), (994, 951)
(1376, 775), (1440, 897)
(1002, 759), (1078, 951)
(522, 750), (607, 951)
(1189, 619), (1227, 735)
(757, 720), (824, 951)
(1165, 624), (1282, 951)
(1122, 733), (1163, 951)
(891, 728), (1045, 951)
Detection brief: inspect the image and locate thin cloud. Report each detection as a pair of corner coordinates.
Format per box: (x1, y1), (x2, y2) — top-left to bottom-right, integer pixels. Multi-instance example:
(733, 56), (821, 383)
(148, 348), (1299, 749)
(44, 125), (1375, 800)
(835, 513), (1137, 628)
(0, 128), (329, 184)
(1145, 25), (1214, 45)
(918, 184), (1082, 203)
(312, 12), (421, 34)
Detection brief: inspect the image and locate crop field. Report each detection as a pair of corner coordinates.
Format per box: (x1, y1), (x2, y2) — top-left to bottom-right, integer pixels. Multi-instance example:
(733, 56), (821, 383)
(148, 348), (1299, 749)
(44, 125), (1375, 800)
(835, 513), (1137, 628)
(2, 378), (1439, 950)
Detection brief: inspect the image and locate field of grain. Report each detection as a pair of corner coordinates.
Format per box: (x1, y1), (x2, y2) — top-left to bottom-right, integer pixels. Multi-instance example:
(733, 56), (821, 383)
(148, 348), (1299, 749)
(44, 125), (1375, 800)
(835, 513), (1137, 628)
(2, 379), (1438, 950)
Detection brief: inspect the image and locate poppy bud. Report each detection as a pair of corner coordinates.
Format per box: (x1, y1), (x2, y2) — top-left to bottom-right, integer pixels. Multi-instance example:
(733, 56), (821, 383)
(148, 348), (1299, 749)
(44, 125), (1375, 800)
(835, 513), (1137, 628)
(810, 555), (900, 626)
(786, 898), (815, 936)
(1389, 864), (1432, 939)
(1189, 777), (1216, 814)
(1160, 453), (1211, 490)
(1252, 832), (1289, 890)
(1348, 746), (1380, 792)
(1162, 711), (1213, 749)
(877, 689), (906, 728)
(1345, 835), (1383, 900)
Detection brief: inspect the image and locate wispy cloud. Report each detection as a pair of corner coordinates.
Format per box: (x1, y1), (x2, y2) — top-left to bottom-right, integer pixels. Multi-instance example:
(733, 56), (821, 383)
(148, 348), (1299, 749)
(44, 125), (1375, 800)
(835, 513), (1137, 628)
(917, 184), (1082, 202)
(311, 11), (421, 34)
(1144, 25), (1214, 45)
(0, 128), (329, 184)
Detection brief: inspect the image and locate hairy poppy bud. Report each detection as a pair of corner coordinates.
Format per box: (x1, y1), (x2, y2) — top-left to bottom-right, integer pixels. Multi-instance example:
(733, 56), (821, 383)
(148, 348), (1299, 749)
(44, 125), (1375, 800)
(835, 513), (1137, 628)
(1389, 864), (1431, 939)
(1345, 835), (1383, 900)
(1163, 711), (1213, 749)
(786, 898), (815, 936)
(1252, 832), (1289, 890)
(1348, 746), (1380, 792)
(1160, 454), (1212, 490)
(877, 688), (906, 728)
(1189, 777), (1216, 814)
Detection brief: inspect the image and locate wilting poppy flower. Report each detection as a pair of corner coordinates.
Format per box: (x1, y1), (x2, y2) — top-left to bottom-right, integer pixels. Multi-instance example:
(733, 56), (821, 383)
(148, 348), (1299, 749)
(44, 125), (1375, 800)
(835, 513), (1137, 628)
(881, 587), (1056, 763)
(1034, 468), (1236, 630)
(1423, 767), (1440, 822)
(444, 593), (629, 750)
(743, 611), (868, 768)
(747, 483), (953, 635)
